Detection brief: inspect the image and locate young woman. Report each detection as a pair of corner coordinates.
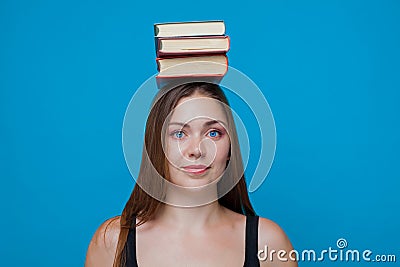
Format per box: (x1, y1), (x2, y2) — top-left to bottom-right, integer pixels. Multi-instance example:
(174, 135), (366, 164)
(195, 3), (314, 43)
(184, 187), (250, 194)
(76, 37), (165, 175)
(85, 82), (297, 267)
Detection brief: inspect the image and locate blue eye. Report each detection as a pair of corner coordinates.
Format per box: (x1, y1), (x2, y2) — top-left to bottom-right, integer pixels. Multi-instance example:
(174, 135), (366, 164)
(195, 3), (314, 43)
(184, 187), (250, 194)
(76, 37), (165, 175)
(173, 131), (185, 139)
(208, 130), (221, 138)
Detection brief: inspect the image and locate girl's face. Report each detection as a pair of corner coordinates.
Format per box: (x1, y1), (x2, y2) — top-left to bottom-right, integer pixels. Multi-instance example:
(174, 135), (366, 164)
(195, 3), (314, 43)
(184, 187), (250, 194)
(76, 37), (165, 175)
(164, 93), (231, 187)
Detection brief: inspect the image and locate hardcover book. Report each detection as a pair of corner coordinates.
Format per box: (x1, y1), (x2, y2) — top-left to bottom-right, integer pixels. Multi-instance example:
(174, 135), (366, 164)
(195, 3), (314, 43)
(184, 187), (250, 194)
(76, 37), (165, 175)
(154, 21), (225, 37)
(156, 36), (230, 57)
(156, 54), (228, 77)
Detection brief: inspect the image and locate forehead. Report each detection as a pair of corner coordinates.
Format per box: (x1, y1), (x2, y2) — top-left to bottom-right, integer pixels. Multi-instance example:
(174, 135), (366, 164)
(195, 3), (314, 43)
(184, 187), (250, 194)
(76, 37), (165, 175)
(169, 95), (228, 124)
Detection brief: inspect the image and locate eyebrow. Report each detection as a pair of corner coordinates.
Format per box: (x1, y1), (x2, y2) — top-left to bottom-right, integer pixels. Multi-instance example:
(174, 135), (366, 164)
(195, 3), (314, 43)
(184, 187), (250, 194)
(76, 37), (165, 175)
(168, 120), (227, 128)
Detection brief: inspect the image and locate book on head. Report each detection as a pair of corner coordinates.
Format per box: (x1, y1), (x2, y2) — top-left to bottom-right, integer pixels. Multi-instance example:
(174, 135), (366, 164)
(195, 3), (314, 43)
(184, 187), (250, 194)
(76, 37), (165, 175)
(154, 21), (225, 38)
(156, 36), (230, 57)
(156, 54), (228, 77)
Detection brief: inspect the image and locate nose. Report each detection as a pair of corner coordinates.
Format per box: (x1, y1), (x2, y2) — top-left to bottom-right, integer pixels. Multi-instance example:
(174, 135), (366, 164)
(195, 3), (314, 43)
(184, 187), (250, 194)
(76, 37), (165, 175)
(185, 136), (204, 159)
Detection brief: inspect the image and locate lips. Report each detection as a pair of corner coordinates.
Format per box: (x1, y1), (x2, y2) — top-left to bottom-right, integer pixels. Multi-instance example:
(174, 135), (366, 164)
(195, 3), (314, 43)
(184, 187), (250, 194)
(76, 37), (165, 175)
(181, 165), (210, 174)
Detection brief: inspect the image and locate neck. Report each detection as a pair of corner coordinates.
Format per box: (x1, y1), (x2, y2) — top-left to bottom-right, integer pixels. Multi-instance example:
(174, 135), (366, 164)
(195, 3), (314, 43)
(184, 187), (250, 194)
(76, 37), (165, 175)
(163, 181), (219, 207)
(156, 200), (225, 230)
(156, 181), (225, 230)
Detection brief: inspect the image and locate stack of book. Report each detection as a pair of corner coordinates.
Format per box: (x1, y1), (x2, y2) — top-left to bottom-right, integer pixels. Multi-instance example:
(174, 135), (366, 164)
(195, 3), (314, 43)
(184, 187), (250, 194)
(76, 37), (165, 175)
(154, 20), (230, 88)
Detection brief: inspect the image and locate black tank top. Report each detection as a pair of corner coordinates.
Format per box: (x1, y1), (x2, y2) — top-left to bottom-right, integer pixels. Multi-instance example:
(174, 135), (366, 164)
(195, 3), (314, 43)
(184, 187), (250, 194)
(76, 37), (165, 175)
(124, 215), (260, 267)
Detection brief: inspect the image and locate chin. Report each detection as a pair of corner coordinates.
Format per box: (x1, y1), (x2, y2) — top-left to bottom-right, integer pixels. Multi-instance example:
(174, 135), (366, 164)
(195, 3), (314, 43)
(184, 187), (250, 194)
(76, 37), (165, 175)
(171, 177), (211, 188)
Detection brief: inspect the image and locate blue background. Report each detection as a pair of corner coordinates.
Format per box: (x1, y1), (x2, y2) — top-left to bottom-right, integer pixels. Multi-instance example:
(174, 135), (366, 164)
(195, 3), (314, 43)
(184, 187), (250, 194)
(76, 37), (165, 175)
(1, 0), (399, 266)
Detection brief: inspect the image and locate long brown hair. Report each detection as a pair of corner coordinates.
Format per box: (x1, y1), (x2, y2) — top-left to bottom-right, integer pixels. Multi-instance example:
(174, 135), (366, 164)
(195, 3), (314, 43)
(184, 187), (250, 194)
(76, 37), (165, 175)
(113, 82), (255, 267)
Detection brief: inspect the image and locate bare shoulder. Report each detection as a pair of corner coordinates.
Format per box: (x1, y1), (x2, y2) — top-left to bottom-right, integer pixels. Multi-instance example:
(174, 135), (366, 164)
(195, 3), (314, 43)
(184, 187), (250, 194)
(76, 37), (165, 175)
(85, 216), (121, 267)
(258, 217), (292, 248)
(258, 217), (298, 267)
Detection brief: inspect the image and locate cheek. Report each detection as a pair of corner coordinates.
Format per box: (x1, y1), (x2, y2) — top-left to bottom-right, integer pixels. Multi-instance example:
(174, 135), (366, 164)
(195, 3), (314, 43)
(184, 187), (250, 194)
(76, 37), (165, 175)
(214, 140), (231, 161)
(165, 141), (183, 163)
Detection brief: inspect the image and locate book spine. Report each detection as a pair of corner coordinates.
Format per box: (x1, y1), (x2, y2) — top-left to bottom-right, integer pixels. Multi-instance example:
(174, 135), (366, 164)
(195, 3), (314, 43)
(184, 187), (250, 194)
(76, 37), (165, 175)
(154, 37), (161, 57)
(153, 24), (159, 36)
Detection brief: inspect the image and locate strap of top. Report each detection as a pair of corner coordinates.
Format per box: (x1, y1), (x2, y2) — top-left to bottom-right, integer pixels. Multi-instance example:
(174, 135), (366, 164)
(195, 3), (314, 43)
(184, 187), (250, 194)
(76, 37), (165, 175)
(244, 215), (260, 267)
(125, 217), (139, 267)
